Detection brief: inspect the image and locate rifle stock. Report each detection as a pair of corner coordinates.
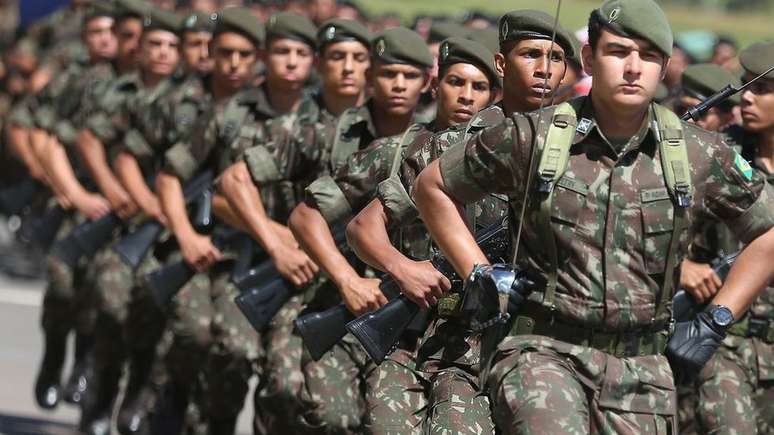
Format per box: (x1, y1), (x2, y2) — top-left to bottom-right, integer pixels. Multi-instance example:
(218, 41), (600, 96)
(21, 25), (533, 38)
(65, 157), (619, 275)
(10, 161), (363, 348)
(346, 217), (511, 364)
(20, 204), (66, 249)
(112, 170), (215, 269)
(0, 177), (40, 215)
(295, 279), (402, 361)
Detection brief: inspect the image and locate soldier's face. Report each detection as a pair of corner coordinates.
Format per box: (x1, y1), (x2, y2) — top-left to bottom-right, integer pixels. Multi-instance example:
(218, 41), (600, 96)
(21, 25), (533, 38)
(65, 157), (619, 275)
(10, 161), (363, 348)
(83, 17), (117, 62)
(182, 31), (214, 75)
(740, 74), (774, 133)
(496, 39), (566, 111)
(319, 41), (369, 98)
(212, 32), (257, 91)
(369, 61), (430, 116)
(140, 30), (180, 78)
(436, 63), (493, 128)
(265, 38), (315, 91)
(583, 30), (666, 111)
(115, 18), (143, 67)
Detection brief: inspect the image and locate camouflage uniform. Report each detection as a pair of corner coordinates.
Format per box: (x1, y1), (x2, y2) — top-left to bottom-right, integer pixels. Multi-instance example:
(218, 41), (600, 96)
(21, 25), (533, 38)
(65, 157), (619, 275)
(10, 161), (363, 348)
(164, 83), (296, 430)
(677, 127), (774, 435)
(241, 92), (338, 435)
(373, 105), (508, 434)
(436, 96), (774, 433)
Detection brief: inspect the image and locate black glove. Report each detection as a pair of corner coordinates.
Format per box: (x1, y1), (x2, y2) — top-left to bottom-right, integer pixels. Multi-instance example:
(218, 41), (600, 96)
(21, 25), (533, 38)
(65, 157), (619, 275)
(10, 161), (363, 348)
(478, 264), (542, 314)
(666, 311), (726, 384)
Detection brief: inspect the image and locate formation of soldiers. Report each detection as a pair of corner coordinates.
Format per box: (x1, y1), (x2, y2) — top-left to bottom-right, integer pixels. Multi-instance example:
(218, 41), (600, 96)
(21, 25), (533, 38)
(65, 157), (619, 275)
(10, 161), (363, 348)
(0, 0), (773, 434)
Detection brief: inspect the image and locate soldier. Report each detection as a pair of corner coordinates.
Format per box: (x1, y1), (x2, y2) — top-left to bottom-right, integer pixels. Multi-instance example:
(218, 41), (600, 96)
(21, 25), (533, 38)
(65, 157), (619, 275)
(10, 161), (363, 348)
(282, 27), (432, 433)
(344, 37), (501, 434)
(78, 7), (185, 435)
(218, 18), (372, 434)
(412, 0), (774, 433)
(672, 63), (739, 134)
(24, 0), (122, 412)
(677, 42), (774, 435)
(156, 11), (317, 435)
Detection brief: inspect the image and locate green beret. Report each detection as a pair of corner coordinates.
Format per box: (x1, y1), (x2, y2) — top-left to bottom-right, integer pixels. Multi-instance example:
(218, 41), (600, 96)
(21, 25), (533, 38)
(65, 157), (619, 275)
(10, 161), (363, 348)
(84, 1), (116, 22)
(266, 12), (317, 49)
(468, 27), (499, 55)
(372, 27), (433, 69)
(596, 0), (673, 57)
(438, 37), (501, 88)
(214, 7), (265, 48)
(317, 18), (371, 50)
(115, 0), (151, 21)
(427, 21), (470, 44)
(182, 11), (218, 34)
(682, 63), (741, 104)
(143, 9), (182, 34)
(739, 41), (774, 80)
(498, 10), (576, 60)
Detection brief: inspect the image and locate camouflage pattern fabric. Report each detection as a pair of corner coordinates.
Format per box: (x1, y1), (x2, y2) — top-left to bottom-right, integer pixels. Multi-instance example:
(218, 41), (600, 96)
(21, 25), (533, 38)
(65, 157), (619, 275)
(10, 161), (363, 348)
(678, 131), (774, 435)
(437, 95), (774, 432)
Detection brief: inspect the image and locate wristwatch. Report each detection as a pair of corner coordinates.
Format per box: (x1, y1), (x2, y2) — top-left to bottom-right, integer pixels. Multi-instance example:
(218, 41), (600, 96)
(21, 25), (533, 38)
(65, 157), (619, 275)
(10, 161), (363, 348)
(707, 304), (735, 329)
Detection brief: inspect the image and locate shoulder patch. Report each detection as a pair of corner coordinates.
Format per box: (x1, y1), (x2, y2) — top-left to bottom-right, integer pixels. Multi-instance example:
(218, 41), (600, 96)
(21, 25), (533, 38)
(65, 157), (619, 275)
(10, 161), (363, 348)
(735, 153), (753, 181)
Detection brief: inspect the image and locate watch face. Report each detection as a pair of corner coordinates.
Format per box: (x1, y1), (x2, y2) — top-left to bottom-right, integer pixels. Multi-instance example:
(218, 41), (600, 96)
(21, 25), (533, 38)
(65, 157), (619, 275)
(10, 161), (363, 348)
(712, 306), (734, 327)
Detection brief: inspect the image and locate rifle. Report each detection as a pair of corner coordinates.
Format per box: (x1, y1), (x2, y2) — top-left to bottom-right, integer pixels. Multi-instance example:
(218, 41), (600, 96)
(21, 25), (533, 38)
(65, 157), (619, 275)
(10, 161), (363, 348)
(112, 170), (213, 269)
(294, 278), (402, 361)
(682, 65), (774, 122)
(19, 204), (67, 250)
(0, 177), (41, 215)
(343, 217), (511, 365)
(234, 224), (351, 334)
(673, 250), (740, 322)
(146, 224), (240, 309)
(50, 176), (159, 268)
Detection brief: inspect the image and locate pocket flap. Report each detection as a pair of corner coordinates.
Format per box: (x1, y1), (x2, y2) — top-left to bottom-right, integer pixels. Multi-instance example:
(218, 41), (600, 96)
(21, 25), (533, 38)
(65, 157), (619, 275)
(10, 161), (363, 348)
(641, 199), (674, 234)
(598, 354), (676, 415)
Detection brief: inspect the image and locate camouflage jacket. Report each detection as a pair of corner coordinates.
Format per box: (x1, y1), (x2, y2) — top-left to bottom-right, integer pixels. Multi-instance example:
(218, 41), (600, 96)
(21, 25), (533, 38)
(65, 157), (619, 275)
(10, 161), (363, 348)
(33, 57), (115, 146)
(240, 91), (338, 222)
(689, 125), (774, 321)
(120, 71), (211, 176)
(439, 96), (774, 331)
(164, 84), (296, 186)
(378, 105), (510, 373)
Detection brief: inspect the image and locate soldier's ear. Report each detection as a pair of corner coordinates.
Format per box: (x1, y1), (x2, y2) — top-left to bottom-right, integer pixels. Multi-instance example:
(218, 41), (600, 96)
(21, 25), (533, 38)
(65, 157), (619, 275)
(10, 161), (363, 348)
(661, 57), (671, 81)
(421, 70), (432, 93)
(582, 43), (594, 77)
(494, 52), (506, 78)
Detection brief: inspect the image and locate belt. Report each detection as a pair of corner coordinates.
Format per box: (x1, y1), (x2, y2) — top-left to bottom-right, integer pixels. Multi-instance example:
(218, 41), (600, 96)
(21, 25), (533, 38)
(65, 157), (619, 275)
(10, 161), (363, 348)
(728, 315), (774, 343)
(509, 303), (669, 358)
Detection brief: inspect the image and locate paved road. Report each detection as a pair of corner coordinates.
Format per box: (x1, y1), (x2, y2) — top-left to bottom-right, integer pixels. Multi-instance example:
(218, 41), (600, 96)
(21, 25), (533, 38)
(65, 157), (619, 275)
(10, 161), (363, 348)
(0, 275), (253, 435)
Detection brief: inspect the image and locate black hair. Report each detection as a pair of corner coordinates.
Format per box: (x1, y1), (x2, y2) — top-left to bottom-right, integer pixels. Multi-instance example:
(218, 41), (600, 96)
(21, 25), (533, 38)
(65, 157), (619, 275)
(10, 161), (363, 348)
(587, 9), (604, 52)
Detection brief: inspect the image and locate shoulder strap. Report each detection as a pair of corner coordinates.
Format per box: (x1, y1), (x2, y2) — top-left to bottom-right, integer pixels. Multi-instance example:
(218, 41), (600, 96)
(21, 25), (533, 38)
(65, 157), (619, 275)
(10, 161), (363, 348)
(219, 97), (251, 146)
(652, 103), (692, 322)
(532, 102), (578, 309)
(389, 124), (429, 177)
(329, 109), (362, 172)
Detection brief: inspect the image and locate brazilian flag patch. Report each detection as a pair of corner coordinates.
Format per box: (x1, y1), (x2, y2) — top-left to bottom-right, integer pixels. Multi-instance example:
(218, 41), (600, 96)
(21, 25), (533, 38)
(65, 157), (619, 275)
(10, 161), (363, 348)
(735, 153), (753, 181)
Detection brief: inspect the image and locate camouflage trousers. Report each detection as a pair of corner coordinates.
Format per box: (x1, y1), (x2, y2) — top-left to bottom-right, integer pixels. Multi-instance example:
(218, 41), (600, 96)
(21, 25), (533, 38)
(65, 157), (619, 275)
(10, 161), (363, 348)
(363, 347), (427, 435)
(487, 336), (677, 435)
(42, 214), (97, 336)
(200, 265), (261, 423)
(253, 293), (307, 434)
(299, 333), (370, 434)
(417, 318), (496, 435)
(677, 335), (774, 435)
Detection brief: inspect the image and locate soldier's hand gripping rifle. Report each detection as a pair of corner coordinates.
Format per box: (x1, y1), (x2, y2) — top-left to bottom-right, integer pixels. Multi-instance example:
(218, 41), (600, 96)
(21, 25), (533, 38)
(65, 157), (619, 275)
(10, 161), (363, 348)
(145, 188), (240, 308)
(681, 65), (774, 122)
(235, 224), (351, 335)
(343, 217), (512, 365)
(112, 170), (213, 270)
(49, 175), (159, 268)
(672, 250), (740, 322)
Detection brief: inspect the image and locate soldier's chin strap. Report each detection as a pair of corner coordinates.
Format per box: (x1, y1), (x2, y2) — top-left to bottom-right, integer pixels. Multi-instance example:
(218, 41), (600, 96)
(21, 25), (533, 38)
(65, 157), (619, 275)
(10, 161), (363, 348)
(682, 65), (774, 122)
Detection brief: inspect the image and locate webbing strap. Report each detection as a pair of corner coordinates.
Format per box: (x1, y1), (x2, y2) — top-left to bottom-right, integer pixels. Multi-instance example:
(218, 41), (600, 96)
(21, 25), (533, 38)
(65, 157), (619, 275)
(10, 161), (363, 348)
(535, 103), (578, 309)
(330, 112), (361, 172)
(652, 104), (692, 322)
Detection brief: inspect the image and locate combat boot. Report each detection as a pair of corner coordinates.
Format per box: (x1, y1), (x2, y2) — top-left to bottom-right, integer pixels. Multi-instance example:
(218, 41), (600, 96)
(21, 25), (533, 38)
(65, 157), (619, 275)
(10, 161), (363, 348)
(80, 365), (121, 435)
(208, 416), (237, 435)
(63, 332), (94, 404)
(34, 330), (67, 409)
(149, 382), (189, 435)
(117, 350), (155, 434)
